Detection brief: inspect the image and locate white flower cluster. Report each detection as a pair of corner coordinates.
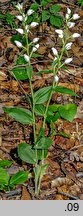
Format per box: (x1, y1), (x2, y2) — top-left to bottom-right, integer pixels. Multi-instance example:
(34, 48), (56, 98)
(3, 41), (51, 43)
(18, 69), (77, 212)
(14, 3), (40, 59)
(53, 7), (80, 67)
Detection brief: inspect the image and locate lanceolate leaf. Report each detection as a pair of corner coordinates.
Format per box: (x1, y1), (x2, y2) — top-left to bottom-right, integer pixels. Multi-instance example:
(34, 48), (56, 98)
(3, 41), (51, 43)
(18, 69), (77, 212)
(34, 86), (52, 104)
(35, 137), (52, 149)
(12, 67), (29, 80)
(18, 143), (36, 164)
(53, 86), (79, 97)
(59, 104), (77, 122)
(0, 160), (13, 167)
(10, 171), (29, 187)
(0, 167), (10, 185)
(3, 107), (33, 125)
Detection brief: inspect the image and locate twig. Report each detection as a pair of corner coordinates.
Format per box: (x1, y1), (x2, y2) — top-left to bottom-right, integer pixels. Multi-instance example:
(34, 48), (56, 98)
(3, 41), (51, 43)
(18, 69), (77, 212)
(58, 190), (79, 200)
(4, 188), (21, 197)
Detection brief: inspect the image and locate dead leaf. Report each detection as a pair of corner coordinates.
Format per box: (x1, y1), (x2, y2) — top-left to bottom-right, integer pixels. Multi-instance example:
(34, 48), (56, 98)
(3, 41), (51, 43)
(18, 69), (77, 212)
(21, 186), (31, 200)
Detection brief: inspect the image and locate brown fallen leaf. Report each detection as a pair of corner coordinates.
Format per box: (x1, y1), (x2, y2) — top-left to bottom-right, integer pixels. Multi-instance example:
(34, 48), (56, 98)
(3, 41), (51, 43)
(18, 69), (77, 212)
(38, 46), (46, 55)
(21, 186), (32, 200)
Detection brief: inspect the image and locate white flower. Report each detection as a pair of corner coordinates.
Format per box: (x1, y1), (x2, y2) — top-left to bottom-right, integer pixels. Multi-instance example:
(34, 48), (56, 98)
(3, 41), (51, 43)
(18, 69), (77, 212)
(16, 3), (23, 10)
(72, 14), (80, 20)
(14, 40), (22, 48)
(16, 28), (24, 34)
(54, 75), (59, 82)
(52, 47), (58, 56)
(25, 25), (29, 33)
(32, 44), (39, 52)
(65, 42), (72, 50)
(66, 13), (70, 20)
(54, 57), (57, 61)
(27, 9), (34, 16)
(58, 34), (63, 38)
(72, 33), (80, 38)
(30, 22), (39, 27)
(24, 54), (30, 62)
(65, 57), (73, 64)
(22, 14), (27, 22)
(32, 37), (39, 43)
(67, 22), (75, 28)
(55, 29), (63, 35)
(16, 15), (23, 21)
(67, 8), (71, 14)
(55, 29), (63, 38)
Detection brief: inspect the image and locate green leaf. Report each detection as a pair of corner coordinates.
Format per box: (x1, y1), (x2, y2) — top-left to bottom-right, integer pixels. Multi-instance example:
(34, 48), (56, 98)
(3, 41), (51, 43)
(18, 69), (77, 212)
(33, 164), (49, 184)
(59, 104), (77, 122)
(0, 167), (10, 185)
(0, 160), (13, 167)
(3, 107), (33, 125)
(26, 65), (33, 80)
(31, 53), (43, 58)
(30, 3), (39, 11)
(50, 4), (61, 14)
(56, 131), (70, 138)
(37, 150), (48, 160)
(6, 12), (15, 27)
(16, 56), (27, 65)
(38, 69), (53, 74)
(54, 86), (79, 97)
(41, 0), (52, 6)
(48, 104), (60, 112)
(35, 104), (46, 116)
(50, 15), (63, 28)
(47, 112), (60, 123)
(42, 11), (50, 22)
(18, 143), (36, 164)
(12, 67), (28, 80)
(10, 171), (29, 187)
(40, 164), (49, 179)
(35, 137), (52, 149)
(11, 34), (22, 43)
(34, 86), (52, 104)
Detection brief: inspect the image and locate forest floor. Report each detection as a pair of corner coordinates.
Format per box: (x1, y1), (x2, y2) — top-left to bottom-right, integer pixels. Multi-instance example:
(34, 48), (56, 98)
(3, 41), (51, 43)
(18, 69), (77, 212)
(0, 0), (83, 200)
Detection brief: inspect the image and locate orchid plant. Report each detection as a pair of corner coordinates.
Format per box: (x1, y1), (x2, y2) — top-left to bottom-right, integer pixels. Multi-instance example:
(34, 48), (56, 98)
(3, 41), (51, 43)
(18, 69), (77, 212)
(3, 4), (80, 197)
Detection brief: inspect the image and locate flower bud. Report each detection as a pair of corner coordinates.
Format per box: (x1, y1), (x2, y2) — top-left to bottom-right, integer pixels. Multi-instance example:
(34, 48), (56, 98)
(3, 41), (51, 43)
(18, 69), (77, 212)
(16, 3), (23, 10)
(54, 75), (59, 82)
(14, 40), (22, 48)
(32, 37), (39, 43)
(72, 14), (80, 20)
(67, 22), (75, 28)
(65, 42), (72, 50)
(16, 15), (23, 21)
(54, 57), (57, 61)
(16, 28), (24, 34)
(67, 8), (71, 14)
(52, 47), (58, 56)
(65, 57), (73, 64)
(66, 13), (70, 20)
(72, 33), (80, 38)
(55, 29), (63, 38)
(55, 29), (63, 35)
(30, 22), (39, 27)
(32, 44), (39, 52)
(24, 54), (30, 62)
(27, 9), (34, 16)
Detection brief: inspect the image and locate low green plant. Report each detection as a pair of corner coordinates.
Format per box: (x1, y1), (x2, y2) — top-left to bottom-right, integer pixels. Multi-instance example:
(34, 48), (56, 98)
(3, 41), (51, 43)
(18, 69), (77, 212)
(3, 4), (80, 197)
(0, 12), (16, 28)
(0, 160), (29, 191)
(30, 1), (64, 28)
(77, 0), (83, 6)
